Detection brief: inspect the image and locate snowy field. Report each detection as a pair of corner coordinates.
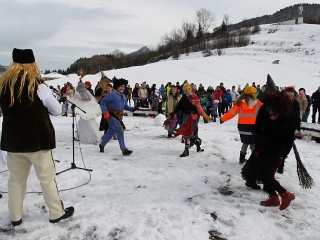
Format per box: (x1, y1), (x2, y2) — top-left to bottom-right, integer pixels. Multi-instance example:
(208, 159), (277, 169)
(1, 23), (320, 239)
(0, 115), (319, 240)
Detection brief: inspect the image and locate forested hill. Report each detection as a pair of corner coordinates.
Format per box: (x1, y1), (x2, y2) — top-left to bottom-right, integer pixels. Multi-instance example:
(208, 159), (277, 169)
(229, 3), (320, 30)
(60, 3), (320, 75)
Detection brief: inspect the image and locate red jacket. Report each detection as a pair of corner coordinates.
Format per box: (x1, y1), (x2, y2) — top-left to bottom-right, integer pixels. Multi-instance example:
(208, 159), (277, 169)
(213, 90), (223, 102)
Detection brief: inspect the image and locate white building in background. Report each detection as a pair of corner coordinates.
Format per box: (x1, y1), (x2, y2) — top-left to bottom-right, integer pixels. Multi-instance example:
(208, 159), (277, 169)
(276, 17), (304, 25)
(275, 5), (304, 25)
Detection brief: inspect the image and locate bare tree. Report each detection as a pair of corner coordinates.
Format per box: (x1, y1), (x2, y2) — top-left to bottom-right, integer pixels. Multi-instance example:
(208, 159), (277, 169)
(196, 8), (216, 33)
(181, 19), (196, 53)
(181, 19), (196, 39)
(251, 19), (261, 34)
(112, 49), (125, 59)
(196, 8), (215, 49)
(223, 14), (230, 26)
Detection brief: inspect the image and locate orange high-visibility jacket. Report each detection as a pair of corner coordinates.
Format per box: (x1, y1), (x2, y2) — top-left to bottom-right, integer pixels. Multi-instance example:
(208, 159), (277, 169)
(221, 100), (263, 124)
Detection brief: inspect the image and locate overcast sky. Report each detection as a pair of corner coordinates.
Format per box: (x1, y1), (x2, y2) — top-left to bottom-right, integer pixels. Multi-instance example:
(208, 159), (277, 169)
(0, 0), (319, 70)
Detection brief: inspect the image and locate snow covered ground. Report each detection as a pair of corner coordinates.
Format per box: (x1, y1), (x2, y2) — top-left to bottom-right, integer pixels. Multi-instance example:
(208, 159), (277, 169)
(1, 23), (320, 239)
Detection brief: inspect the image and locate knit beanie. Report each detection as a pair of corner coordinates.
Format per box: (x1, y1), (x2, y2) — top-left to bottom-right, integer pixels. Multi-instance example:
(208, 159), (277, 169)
(244, 86), (256, 95)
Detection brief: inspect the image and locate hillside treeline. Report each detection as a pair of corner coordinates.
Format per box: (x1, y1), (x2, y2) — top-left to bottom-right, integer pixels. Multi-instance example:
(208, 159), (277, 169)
(46, 3), (320, 75)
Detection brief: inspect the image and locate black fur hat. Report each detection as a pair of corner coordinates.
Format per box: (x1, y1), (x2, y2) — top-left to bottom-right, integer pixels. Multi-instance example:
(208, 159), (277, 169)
(113, 77), (128, 89)
(12, 48), (35, 64)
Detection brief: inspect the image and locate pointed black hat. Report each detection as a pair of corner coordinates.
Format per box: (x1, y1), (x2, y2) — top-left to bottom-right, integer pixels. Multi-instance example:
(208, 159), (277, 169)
(266, 74), (279, 93)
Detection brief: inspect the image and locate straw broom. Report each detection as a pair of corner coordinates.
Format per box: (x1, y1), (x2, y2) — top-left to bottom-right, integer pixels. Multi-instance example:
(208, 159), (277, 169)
(292, 142), (314, 189)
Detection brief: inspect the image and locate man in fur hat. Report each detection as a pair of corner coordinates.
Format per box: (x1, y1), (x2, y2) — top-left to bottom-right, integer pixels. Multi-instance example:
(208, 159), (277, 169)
(0, 48), (74, 226)
(99, 78), (136, 155)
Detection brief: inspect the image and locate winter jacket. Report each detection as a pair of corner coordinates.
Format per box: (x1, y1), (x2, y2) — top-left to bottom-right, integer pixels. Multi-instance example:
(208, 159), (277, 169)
(138, 88), (148, 100)
(132, 87), (140, 98)
(297, 94), (308, 112)
(306, 95), (312, 112)
(231, 90), (239, 102)
(221, 99), (263, 125)
(222, 93), (232, 104)
(221, 99), (263, 144)
(166, 94), (181, 113)
(100, 90), (133, 114)
(155, 89), (164, 103)
(213, 90), (223, 102)
(311, 90), (320, 107)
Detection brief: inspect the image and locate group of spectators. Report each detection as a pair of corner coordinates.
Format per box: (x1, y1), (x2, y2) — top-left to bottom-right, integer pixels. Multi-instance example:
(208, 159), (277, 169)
(51, 77), (320, 125)
(119, 80), (320, 124)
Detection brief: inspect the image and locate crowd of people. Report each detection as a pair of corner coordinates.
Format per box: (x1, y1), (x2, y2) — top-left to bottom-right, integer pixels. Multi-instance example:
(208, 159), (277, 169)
(1, 48), (320, 227)
(52, 75), (319, 213)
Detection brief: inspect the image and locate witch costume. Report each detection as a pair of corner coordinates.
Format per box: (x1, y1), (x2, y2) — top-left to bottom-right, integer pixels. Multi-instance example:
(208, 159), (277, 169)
(172, 83), (212, 157)
(242, 91), (296, 210)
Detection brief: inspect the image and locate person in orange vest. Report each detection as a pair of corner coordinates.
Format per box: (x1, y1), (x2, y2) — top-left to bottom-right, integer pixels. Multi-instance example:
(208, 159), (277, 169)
(220, 86), (263, 166)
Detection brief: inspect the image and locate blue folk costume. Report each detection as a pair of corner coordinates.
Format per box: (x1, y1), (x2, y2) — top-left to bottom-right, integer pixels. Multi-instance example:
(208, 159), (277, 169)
(99, 78), (135, 155)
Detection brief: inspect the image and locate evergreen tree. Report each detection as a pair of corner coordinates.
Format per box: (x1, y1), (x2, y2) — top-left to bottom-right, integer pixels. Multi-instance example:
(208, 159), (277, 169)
(196, 23), (204, 50)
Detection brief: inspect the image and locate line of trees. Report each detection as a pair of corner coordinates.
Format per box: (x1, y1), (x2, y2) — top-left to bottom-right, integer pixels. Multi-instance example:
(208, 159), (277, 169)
(44, 3), (320, 75)
(45, 8), (260, 75)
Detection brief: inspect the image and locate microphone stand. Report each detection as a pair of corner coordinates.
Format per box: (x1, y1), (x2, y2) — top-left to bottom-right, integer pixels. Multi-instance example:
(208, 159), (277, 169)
(49, 86), (93, 175)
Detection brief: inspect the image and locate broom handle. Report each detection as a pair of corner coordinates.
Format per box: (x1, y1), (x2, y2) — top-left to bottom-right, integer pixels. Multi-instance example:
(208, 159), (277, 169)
(292, 142), (300, 162)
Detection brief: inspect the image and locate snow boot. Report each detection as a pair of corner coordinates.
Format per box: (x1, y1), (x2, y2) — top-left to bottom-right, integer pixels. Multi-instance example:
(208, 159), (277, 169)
(260, 195), (280, 207)
(62, 112), (67, 117)
(239, 152), (246, 164)
(180, 145), (189, 157)
(12, 219), (22, 226)
(168, 133), (173, 138)
(245, 180), (261, 190)
(279, 190), (295, 211)
(195, 138), (204, 152)
(122, 149), (133, 156)
(99, 144), (105, 153)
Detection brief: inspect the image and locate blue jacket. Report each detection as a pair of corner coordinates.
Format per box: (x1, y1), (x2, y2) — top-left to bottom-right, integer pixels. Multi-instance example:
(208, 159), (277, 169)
(222, 93), (232, 104)
(100, 90), (133, 114)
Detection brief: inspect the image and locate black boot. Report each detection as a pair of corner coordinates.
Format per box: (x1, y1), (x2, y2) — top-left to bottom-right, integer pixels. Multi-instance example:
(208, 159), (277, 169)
(122, 149), (133, 156)
(239, 152), (246, 164)
(180, 145), (189, 157)
(168, 133), (173, 138)
(99, 144), (105, 153)
(195, 138), (204, 152)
